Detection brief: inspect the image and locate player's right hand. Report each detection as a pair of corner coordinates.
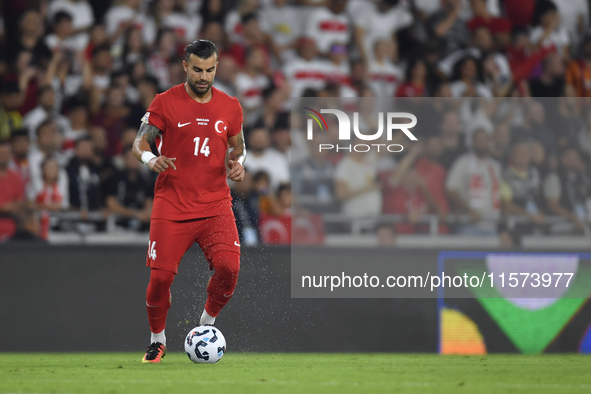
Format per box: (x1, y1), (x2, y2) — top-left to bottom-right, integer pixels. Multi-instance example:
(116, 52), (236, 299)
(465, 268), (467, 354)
(148, 156), (177, 173)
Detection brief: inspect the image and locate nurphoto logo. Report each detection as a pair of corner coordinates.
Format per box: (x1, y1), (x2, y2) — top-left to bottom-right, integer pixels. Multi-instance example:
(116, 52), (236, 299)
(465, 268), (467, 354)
(302, 107), (417, 153)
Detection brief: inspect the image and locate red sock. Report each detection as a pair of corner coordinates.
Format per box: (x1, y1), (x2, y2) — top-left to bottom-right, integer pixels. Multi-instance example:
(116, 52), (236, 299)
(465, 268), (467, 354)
(205, 251), (240, 317)
(146, 268), (175, 333)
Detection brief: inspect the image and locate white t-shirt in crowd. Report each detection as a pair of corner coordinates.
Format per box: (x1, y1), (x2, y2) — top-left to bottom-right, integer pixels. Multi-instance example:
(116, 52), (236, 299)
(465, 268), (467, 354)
(334, 153), (382, 216)
(235, 72), (270, 110)
(160, 13), (202, 43)
(47, 0), (95, 30)
(305, 7), (350, 54)
(104, 5), (156, 45)
(553, 0), (589, 47)
(368, 60), (403, 97)
(283, 57), (329, 97)
(259, 4), (301, 47)
(323, 60), (351, 86)
(45, 33), (89, 53)
(354, 1), (413, 61)
(244, 148), (290, 191)
(530, 26), (570, 52)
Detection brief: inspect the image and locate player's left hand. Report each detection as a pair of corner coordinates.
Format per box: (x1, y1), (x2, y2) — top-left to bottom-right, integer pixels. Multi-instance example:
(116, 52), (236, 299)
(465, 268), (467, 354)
(227, 160), (245, 181)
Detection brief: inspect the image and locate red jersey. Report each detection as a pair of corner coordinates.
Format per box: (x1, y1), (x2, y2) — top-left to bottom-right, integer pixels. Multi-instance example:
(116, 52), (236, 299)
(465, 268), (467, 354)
(143, 84), (243, 220)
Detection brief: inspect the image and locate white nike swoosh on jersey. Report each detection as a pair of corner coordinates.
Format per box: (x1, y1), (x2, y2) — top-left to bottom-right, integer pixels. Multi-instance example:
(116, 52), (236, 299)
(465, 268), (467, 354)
(223, 293), (234, 298)
(234, 241), (240, 247)
(178, 122), (191, 127)
(146, 302), (158, 307)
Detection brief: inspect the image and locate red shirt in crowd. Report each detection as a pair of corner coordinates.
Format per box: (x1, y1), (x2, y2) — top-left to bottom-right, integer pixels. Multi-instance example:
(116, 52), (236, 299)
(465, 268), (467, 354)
(0, 168), (25, 241)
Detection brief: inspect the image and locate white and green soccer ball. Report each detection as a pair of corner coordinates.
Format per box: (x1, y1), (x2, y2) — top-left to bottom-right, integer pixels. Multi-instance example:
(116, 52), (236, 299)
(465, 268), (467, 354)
(184, 326), (226, 363)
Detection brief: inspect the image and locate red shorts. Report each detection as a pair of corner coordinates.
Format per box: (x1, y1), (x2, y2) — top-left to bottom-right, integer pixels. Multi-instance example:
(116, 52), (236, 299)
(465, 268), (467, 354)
(146, 210), (240, 274)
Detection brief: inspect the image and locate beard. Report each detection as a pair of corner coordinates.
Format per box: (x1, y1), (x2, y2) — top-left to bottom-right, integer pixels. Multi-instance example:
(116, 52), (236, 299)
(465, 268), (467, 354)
(188, 77), (213, 96)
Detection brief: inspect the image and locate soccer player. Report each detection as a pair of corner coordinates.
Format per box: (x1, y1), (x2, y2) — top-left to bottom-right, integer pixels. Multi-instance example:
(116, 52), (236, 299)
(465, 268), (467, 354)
(132, 40), (246, 363)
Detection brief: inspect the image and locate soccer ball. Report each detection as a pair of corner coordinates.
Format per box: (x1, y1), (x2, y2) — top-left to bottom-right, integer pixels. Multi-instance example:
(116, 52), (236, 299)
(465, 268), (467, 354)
(184, 326), (226, 363)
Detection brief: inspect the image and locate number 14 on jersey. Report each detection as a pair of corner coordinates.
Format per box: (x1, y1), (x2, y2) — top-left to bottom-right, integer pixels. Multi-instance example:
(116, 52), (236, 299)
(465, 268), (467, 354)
(193, 137), (210, 157)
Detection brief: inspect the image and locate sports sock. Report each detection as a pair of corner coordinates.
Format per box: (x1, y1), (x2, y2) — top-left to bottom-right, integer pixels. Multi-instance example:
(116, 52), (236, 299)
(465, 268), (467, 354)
(204, 250), (240, 317)
(200, 309), (216, 325)
(151, 329), (166, 346)
(146, 268), (175, 336)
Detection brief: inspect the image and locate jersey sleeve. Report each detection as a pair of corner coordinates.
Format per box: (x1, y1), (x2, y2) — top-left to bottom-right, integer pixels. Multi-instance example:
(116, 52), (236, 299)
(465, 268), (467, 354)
(228, 98), (244, 138)
(142, 93), (166, 132)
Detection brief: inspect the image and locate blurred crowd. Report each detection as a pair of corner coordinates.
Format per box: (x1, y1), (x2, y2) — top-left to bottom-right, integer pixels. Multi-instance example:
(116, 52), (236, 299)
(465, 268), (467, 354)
(0, 0), (591, 244)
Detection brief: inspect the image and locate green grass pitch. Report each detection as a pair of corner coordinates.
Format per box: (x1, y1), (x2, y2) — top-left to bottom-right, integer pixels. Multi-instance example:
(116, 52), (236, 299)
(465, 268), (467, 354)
(1, 353), (590, 394)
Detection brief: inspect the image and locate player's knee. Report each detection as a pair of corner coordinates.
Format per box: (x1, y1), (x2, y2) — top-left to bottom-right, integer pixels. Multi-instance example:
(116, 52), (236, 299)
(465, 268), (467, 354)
(212, 251), (240, 279)
(149, 268), (175, 289)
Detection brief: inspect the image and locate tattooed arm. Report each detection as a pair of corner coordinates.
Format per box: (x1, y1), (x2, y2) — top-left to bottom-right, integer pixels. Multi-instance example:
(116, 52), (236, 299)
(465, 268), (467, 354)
(132, 123), (177, 173)
(226, 129), (246, 181)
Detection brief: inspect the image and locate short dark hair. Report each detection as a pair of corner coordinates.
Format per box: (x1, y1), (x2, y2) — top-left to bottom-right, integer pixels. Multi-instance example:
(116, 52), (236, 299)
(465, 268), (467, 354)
(36, 119), (55, 137)
(53, 11), (72, 25)
(10, 128), (29, 141)
(185, 40), (218, 61)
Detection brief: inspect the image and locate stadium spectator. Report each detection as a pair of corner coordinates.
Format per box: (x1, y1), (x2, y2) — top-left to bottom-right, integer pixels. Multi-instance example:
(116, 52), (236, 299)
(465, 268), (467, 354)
(489, 122), (511, 165)
(8, 129), (31, 186)
(243, 127), (290, 191)
(65, 136), (101, 214)
(529, 53), (566, 98)
(152, 0), (201, 44)
(304, 0), (350, 57)
(259, 0), (301, 63)
(439, 110), (467, 170)
(353, 0), (413, 64)
(102, 147), (153, 230)
(91, 85), (130, 158)
(225, 0), (260, 45)
(45, 50), (84, 109)
(47, 0), (95, 34)
(467, 0), (512, 50)
(31, 156), (69, 239)
(213, 55), (238, 96)
(45, 11), (88, 54)
(22, 85), (69, 141)
(104, 0), (156, 46)
(89, 126), (117, 187)
(293, 133), (337, 213)
(62, 99), (90, 158)
(147, 29), (179, 91)
(427, 0), (470, 57)
(376, 223), (397, 246)
(529, 0), (570, 59)
(544, 145), (591, 233)
(0, 81), (24, 140)
(236, 47), (270, 125)
(28, 120), (67, 196)
(324, 43), (351, 89)
(270, 115), (291, 161)
(368, 38), (403, 97)
(230, 170), (260, 245)
(119, 27), (145, 69)
(449, 56), (492, 97)
(6, 209), (45, 243)
(446, 128), (501, 235)
(566, 33), (591, 97)
(512, 100), (557, 159)
(500, 141), (545, 235)
(396, 58), (428, 97)
(0, 140), (25, 241)
(334, 142), (382, 217)
(5, 10), (51, 66)
(283, 37), (326, 98)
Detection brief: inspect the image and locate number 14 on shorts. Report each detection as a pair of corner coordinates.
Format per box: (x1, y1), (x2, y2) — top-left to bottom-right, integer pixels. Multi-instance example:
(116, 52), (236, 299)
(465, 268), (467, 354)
(148, 240), (157, 260)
